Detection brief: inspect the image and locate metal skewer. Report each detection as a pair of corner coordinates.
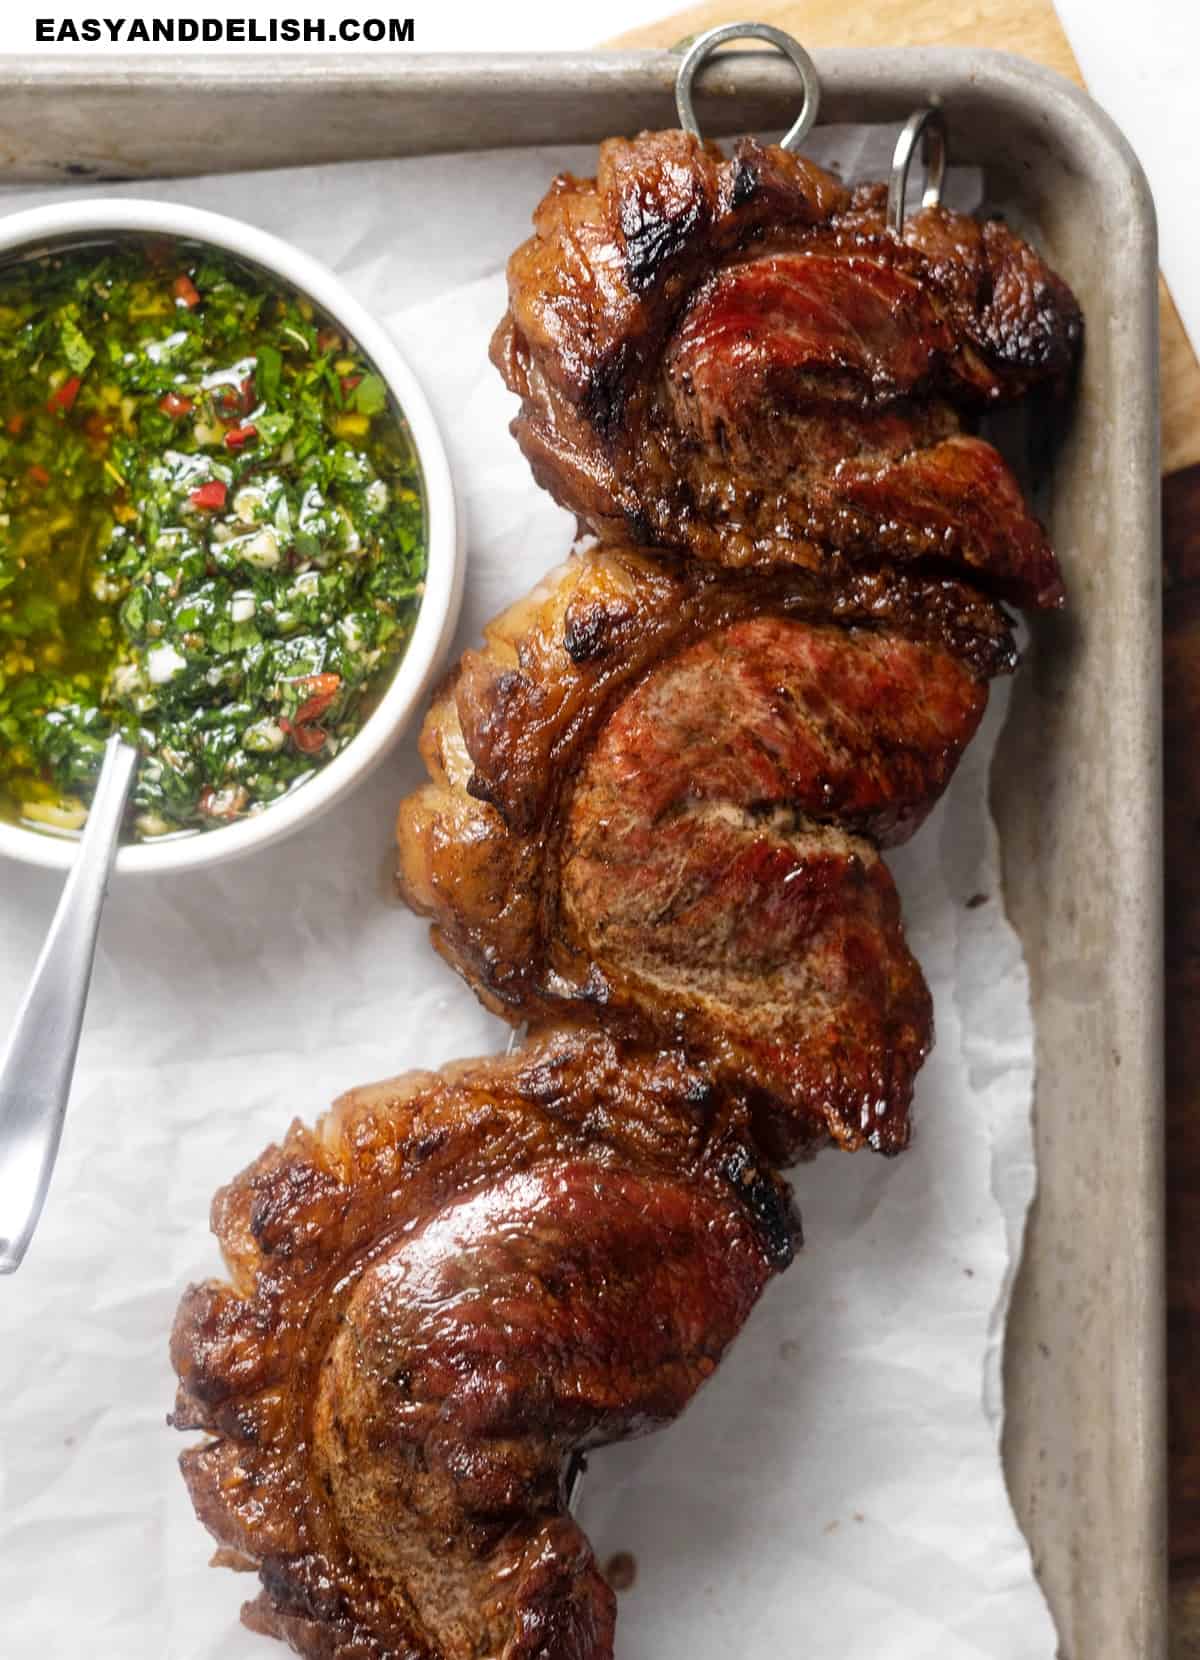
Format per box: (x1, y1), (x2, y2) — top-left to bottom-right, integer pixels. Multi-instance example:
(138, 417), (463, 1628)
(675, 21), (821, 152)
(0, 734), (136, 1273)
(888, 107), (948, 231)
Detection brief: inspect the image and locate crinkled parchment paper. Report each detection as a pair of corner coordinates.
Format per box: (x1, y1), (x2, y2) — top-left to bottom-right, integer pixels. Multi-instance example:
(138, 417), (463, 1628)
(0, 131), (1056, 1659)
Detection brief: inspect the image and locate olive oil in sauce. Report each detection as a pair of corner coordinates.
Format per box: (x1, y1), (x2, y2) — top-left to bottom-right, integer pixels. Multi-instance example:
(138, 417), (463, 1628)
(0, 239), (427, 841)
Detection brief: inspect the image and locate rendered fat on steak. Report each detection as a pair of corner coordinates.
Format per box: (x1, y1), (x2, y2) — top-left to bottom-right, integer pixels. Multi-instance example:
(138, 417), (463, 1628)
(170, 1026), (795, 1660)
(491, 129), (1081, 604)
(397, 542), (1014, 1159)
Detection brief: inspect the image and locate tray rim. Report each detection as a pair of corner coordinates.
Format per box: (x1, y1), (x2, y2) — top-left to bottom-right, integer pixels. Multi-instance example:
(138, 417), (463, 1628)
(0, 46), (1167, 185)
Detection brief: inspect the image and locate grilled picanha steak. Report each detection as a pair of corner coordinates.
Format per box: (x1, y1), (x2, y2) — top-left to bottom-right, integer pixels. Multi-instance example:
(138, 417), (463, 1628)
(397, 542), (1013, 1159)
(177, 126), (1082, 1660)
(491, 130), (1081, 606)
(170, 1027), (793, 1660)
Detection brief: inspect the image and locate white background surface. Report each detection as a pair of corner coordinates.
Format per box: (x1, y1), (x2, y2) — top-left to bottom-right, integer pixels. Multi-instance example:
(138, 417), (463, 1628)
(0, 133), (1052, 1657)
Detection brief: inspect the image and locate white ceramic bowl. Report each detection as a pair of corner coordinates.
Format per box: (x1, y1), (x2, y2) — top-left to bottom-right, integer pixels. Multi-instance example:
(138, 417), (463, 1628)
(0, 198), (462, 875)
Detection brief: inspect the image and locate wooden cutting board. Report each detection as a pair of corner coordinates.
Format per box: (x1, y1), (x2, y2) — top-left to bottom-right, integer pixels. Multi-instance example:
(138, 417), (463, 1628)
(611, 3), (1200, 1651)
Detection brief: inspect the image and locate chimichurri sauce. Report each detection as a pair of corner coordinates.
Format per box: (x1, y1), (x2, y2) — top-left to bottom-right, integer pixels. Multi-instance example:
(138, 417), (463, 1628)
(0, 239), (427, 840)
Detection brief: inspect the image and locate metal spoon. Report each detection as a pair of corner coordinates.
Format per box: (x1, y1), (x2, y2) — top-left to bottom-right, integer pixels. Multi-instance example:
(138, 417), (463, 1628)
(0, 734), (137, 1273)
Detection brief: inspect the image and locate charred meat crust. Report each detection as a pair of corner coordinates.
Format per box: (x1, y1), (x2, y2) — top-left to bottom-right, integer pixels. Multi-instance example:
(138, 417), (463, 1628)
(453, 541), (1015, 837)
(170, 1026), (795, 1660)
(492, 130), (1081, 607)
(497, 131), (1080, 424)
(396, 541), (1008, 1159)
(174, 130), (1083, 1660)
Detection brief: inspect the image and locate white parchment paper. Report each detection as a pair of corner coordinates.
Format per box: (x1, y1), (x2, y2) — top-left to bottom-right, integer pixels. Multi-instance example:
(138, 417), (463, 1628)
(0, 133), (1056, 1659)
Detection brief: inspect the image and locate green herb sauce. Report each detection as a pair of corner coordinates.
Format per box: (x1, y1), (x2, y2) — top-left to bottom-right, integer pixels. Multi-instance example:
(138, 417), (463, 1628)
(0, 239), (427, 840)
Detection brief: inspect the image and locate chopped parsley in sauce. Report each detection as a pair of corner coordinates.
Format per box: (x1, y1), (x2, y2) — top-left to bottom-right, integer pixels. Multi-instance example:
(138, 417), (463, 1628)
(0, 239), (427, 840)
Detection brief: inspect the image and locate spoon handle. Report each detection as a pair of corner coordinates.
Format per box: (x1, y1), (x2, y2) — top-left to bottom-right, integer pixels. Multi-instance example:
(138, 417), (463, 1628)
(0, 735), (137, 1274)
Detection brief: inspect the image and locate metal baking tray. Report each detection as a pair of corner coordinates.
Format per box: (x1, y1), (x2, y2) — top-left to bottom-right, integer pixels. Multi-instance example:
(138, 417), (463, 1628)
(0, 44), (1162, 1660)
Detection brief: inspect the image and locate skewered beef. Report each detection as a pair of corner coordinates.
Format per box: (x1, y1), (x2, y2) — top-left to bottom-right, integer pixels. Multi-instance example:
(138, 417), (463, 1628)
(397, 542), (1011, 1158)
(492, 129), (1080, 606)
(170, 1027), (794, 1660)
(176, 120), (1082, 1660)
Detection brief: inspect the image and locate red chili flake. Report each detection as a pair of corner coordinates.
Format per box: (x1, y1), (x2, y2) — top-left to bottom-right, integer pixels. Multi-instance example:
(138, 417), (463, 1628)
(290, 723), (327, 755)
(340, 372), (362, 396)
(173, 273), (201, 308)
(189, 480), (227, 510)
(6, 412), (25, 436)
(316, 327), (341, 354)
(224, 424), (257, 450)
(159, 391), (194, 419)
(239, 375), (256, 415)
(27, 463), (50, 487)
(47, 376), (81, 413)
(294, 672), (342, 726)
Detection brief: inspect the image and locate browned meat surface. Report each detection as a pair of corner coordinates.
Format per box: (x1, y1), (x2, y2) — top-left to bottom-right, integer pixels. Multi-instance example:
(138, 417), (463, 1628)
(175, 125), (1084, 1660)
(171, 1026), (794, 1660)
(397, 542), (1008, 1158)
(492, 130), (1081, 607)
